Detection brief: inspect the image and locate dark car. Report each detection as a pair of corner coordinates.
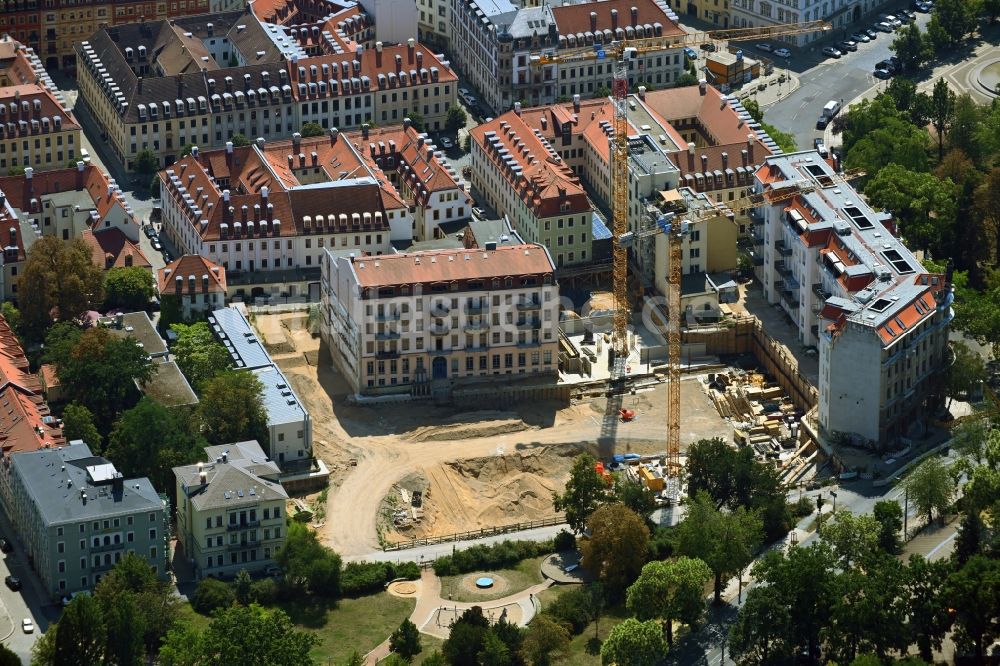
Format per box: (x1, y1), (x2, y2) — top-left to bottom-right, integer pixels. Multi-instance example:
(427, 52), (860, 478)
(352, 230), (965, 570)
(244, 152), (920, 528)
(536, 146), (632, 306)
(700, 42), (717, 51)
(874, 68), (893, 79)
(0, 538), (12, 553)
(816, 116), (830, 130)
(865, 27), (879, 38)
(839, 40), (858, 52)
(4, 575), (20, 591)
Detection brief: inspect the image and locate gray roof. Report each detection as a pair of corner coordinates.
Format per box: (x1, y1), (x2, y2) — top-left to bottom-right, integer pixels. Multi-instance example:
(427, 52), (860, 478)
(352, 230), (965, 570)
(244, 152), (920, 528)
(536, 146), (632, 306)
(468, 217), (523, 247)
(11, 441), (163, 526)
(174, 441), (287, 511)
(108, 311), (168, 358)
(254, 365), (307, 427)
(470, 0), (518, 21)
(142, 360), (199, 407)
(509, 5), (556, 39)
(209, 307), (271, 370)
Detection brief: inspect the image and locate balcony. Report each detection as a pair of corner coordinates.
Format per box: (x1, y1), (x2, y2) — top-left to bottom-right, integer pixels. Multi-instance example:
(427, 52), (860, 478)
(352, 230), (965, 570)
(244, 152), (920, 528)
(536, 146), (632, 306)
(517, 318), (542, 330)
(228, 540), (261, 551)
(465, 302), (487, 314)
(91, 540), (125, 553)
(812, 283), (831, 300)
(430, 302), (450, 318)
(752, 231), (764, 247)
(464, 320), (490, 332)
(376, 350), (400, 360)
(774, 240), (793, 257)
(516, 299), (541, 311)
(375, 329), (401, 341)
(517, 338), (543, 348)
(227, 520), (260, 531)
(775, 261), (793, 279)
(92, 560), (117, 573)
(376, 311), (401, 322)
(780, 293), (799, 310)
(429, 323), (450, 336)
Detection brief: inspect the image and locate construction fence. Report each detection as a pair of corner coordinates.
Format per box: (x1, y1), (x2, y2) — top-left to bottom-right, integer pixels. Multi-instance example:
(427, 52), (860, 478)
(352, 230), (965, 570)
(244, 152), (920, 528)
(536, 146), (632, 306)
(382, 515), (567, 552)
(683, 316), (818, 412)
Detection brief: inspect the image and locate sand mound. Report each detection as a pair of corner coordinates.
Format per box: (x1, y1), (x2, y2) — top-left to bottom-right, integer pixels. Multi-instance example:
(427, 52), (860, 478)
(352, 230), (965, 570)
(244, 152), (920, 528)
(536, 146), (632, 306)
(404, 411), (534, 443)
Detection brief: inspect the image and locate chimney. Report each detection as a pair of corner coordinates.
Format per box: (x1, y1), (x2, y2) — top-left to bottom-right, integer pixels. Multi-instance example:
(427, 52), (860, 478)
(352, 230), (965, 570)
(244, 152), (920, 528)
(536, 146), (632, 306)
(24, 166), (32, 180)
(223, 189), (231, 203)
(292, 131), (301, 150)
(741, 148), (749, 166)
(540, 115), (547, 131)
(137, 76), (143, 92)
(112, 473), (124, 497)
(226, 140), (233, 154)
(191, 145), (199, 157)
(75, 161), (85, 190)
(261, 185), (269, 201)
(699, 79), (707, 95)
(8, 226), (15, 245)
(330, 127), (339, 144)
(590, 11), (597, 31)
(514, 102), (521, 116)
(407, 38), (415, 63)
(362, 123), (369, 140)
(611, 8), (619, 29)
(202, 274), (209, 293)
(721, 151), (728, 168)
(573, 94), (580, 113)
(638, 85), (646, 100)
(747, 134), (755, 161)
(631, 5), (639, 26)
(701, 154), (708, 173)
(375, 41), (383, 67)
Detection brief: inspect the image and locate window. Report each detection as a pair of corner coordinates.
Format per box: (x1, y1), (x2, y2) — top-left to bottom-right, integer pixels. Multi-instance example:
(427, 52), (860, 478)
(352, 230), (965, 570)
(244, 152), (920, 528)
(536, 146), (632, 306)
(149, 513), (156, 523)
(149, 529), (157, 541)
(150, 547), (157, 559)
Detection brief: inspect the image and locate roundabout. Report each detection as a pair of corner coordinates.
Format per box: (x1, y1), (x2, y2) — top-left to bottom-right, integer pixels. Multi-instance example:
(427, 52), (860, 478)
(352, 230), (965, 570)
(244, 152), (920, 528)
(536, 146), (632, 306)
(975, 59), (1000, 98)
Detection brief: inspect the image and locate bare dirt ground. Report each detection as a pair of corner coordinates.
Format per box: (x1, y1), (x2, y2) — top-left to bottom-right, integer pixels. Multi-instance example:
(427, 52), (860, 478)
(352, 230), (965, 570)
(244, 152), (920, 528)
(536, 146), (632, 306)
(256, 313), (731, 557)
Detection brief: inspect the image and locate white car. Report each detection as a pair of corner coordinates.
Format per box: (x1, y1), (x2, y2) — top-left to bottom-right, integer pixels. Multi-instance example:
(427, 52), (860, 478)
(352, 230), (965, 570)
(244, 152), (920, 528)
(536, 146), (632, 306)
(774, 47), (791, 58)
(22, 618), (33, 634)
(755, 42), (773, 52)
(440, 136), (454, 149)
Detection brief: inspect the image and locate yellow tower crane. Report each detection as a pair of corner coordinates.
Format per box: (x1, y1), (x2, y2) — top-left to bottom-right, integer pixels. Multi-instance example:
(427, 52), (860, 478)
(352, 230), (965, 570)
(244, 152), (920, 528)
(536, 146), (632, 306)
(531, 20), (832, 495)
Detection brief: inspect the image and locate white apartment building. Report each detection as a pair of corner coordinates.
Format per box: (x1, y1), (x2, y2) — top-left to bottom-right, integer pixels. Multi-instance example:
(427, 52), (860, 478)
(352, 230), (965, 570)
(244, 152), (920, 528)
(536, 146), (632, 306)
(209, 307), (313, 466)
(451, 0), (684, 112)
(730, 0), (877, 45)
(753, 151), (952, 447)
(320, 244), (560, 396)
(174, 441), (288, 579)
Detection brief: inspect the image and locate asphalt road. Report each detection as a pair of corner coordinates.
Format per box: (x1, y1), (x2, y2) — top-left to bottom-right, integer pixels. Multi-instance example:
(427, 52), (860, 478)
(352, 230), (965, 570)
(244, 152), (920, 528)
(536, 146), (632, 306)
(762, 12), (932, 149)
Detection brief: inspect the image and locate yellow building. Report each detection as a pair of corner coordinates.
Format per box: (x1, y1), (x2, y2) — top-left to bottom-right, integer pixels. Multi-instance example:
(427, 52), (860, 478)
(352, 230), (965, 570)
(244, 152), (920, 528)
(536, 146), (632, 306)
(0, 85), (81, 174)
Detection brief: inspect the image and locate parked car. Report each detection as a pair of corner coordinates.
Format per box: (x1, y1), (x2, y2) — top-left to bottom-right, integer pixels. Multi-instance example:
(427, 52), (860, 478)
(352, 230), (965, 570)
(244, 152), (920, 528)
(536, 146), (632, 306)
(774, 47), (792, 58)
(4, 575), (20, 591)
(472, 207), (486, 220)
(814, 138), (829, 158)
(264, 565), (282, 578)
(816, 115), (830, 130)
(876, 21), (894, 32)
(865, 27), (879, 38)
(822, 46), (843, 58)
(163, 251), (172, 263)
(755, 42), (773, 52)
(0, 538), (12, 553)
(683, 46), (698, 60)
(143, 225), (156, 238)
(839, 40), (858, 52)
(439, 136), (454, 149)
(700, 42), (717, 51)
(914, 1), (932, 10)
(21, 619), (33, 634)
(152, 240), (162, 252)
(873, 68), (893, 79)
(851, 32), (870, 43)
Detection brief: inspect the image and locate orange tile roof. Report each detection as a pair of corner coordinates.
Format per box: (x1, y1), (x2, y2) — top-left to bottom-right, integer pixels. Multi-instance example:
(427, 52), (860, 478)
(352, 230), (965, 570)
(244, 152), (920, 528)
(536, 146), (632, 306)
(158, 254), (227, 295)
(0, 84), (81, 137)
(875, 279), (944, 346)
(349, 244), (555, 288)
(550, 0), (684, 37)
(470, 114), (589, 219)
(80, 228), (152, 271)
(643, 85), (758, 146)
(0, 314), (64, 455)
(0, 164), (130, 228)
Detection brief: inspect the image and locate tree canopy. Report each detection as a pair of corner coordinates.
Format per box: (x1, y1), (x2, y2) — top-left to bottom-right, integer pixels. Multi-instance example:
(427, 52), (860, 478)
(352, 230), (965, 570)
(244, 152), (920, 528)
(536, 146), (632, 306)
(61, 402), (102, 449)
(300, 122), (325, 138)
(17, 236), (104, 336)
(600, 618), (668, 666)
(626, 556), (712, 645)
(198, 370), (269, 447)
(276, 521), (342, 597)
(580, 503), (650, 599)
(170, 322), (233, 390)
(104, 266), (155, 311)
(903, 456), (956, 525)
(553, 453), (612, 532)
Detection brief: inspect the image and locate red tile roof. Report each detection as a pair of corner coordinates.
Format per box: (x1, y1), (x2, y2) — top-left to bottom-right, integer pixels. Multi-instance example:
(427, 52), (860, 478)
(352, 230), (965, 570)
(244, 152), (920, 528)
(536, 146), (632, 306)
(550, 0), (684, 37)
(349, 244), (555, 288)
(0, 314), (65, 455)
(158, 255), (227, 295)
(80, 228), (152, 271)
(0, 84), (80, 138)
(643, 85), (759, 146)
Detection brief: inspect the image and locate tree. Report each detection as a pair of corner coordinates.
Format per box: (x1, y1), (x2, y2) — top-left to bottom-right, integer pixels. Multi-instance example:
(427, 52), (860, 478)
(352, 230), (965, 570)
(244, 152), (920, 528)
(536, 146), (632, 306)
(676, 493), (762, 603)
(552, 453), (612, 533)
(926, 0), (980, 50)
(133, 148), (159, 174)
(184, 604), (318, 665)
(904, 456), (956, 525)
(230, 133), (251, 147)
(54, 593), (106, 666)
(62, 402), (102, 449)
(945, 341), (986, 406)
(443, 606), (491, 666)
(974, 168), (1000, 262)
(886, 78), (932, 127)
(863, 164), (957, 253)
(891, 24), (932, 73)
(192, 577), (236, 615)
(595, 85), (611, 98)
(105, 398), (206, 494)
(954, 508), (986, 565)
(930, 78), (956, 160)
(406, 110), (425, 132)
(478, 630), (512, 666)
(521, 616), (569, 666)
(728, 584), (791, 665)
(234, 569), (252, 606)
(872, 500), (904, 555)
(30, 623), (57, 666)
(760, 122), (796, 153)
(300, 122), (325, 138)
(170, 322), (233, 390)
(179, 144), (196, 158)
(198, 370), (269, 447)
(0, 301), (20, 336)
(150, 174), (161, 199)
(0, 645), (19, 666)
(94, 552), (180, 658)
(579, 504), (650, 599)
(343, 652), (365, 666)
(822, 511), (881, 569)
(613, 478), (657, 519)
(600, 618), (668, 666)
(104, 266), (155, 311)
(18, 236), (105, 336)
(446, 104), (468, 132)
(948, 94), (985, 164)
(157, 622), (203, 666)
(389, 619), (422, 661)
(276, 521), (342, 597)
(672, 73), (699, 88)
(56, 327), (153, 432)
(104, 592), (144, 666)
(945, 555), (1000, 663)
(626, 557), (712, 645)
(905, 554), (954, 662)
(742, 98), (762, 123)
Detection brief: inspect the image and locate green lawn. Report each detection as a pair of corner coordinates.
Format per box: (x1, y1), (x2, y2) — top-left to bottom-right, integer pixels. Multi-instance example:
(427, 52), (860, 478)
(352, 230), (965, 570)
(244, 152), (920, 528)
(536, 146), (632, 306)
(183, 593), (415, 664)
(412, 635), (446, 664)
(437, 556), (546, 603)
(536, 585), (631, 666)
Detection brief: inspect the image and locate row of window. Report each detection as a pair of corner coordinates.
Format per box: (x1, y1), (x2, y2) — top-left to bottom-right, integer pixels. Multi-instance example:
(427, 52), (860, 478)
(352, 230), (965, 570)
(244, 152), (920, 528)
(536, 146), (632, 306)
(55, 512), (157, 537)
(57, 548), (158, 591)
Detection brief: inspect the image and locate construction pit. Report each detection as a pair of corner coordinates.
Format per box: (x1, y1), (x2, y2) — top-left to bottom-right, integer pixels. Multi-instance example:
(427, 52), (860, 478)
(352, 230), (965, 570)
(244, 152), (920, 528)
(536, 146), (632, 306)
(253, 311), (737, 556)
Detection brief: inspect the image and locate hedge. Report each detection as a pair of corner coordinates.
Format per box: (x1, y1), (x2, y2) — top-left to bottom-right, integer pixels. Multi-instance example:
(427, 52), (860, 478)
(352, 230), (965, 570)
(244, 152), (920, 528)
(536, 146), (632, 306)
(340, 560), (421, 597)
(432, 539), (555, 576)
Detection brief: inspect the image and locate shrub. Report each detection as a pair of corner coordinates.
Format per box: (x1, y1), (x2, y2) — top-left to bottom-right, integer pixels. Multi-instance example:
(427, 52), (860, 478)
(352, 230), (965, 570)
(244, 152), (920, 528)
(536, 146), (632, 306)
(543, 586), (595, 634)
(340, 561), (421, 597)
(432, 539), (555, 576)
(191, 577), (235, 615)
(249, 577), (279, 604)
(553, 530), (577, 552)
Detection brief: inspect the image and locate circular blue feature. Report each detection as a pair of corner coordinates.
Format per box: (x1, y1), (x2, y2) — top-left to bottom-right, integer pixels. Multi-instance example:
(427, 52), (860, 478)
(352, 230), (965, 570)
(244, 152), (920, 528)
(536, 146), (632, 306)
(475, 577), (494, 589)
